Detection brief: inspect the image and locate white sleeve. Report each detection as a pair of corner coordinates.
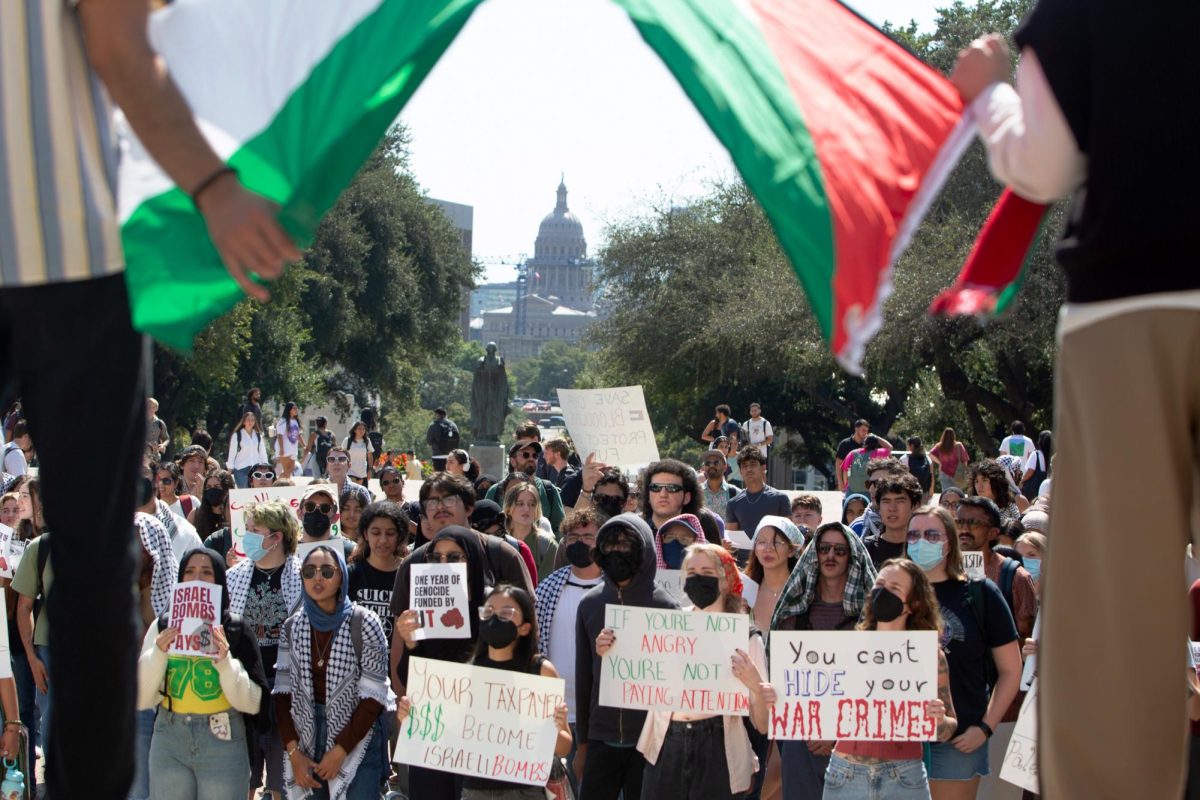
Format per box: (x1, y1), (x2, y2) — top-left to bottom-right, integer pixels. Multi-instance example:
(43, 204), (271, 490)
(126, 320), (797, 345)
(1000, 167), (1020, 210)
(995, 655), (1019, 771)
(3, 450), (26, 477)
(137, 621), (169, 710)
(998, 437), (1011, 455)
(0, 593), (10, 679)
(970, 49), (1087, 203)
(764, 421), (773, 438)
(215, 652), (263, 714)
(1023, 451), (1040, 472)
(227, 434), (238, 469)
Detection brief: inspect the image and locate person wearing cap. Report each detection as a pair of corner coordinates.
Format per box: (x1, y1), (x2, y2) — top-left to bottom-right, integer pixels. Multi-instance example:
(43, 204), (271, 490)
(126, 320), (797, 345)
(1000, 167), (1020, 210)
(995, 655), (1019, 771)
(177, 444), (210, 503)
(470, 498), (538, 583)
(484, 439), (566, 534)
(652, 513), (704, 571)
(298, 485), (354, 561)
(700, 447), (738, 521)
(770, 522), (878, 798)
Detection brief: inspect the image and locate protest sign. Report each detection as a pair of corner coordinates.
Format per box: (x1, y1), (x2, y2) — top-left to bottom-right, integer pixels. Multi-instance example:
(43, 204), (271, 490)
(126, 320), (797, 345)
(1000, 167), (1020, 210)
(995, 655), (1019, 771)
(410, 563), (470, 641)
(394, 656), (564, 786)
(599, 604), (751, 715)
(0, 524), (19, 579)
(653, 569), (684, 604)
(962, 551), (985, 581)
(166, 583), (223, 657)
(724, 528), (754, 550)
(1000, 679), (1039, 793)
(229, 486), (341, 556)
(1021, 612), (1041, 691)
(769, 630), (938, 741)
(557, 386), (659, 468)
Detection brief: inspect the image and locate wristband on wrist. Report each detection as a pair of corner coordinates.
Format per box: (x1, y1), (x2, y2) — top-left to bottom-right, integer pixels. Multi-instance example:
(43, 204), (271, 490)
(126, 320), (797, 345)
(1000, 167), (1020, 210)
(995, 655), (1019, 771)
(3, 721), (21, 729)
(976, 721), (994, 739)
(190, 166), (237, 206)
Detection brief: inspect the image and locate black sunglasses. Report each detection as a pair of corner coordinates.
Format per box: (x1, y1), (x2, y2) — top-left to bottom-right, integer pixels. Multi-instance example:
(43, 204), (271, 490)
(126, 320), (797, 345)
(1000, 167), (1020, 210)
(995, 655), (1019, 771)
(816, 543), (849, 557)
(304, 502), (333, 515)
(648, 483), (684, 494)
(380, 478), (402, 487)
(301, 564), (337, 580)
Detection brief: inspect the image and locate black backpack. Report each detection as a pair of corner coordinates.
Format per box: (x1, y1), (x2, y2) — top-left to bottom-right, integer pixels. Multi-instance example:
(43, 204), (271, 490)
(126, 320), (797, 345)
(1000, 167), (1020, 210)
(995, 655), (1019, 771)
(906, 453), (933, 492)
(439, 419), (461, 452)
(1021, 452), (1047, 502)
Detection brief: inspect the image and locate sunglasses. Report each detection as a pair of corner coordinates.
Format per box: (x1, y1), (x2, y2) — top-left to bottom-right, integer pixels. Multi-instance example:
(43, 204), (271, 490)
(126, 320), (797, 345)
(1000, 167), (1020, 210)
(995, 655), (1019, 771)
(380, 478), (403, 487)
(251, 470), (275, 481)
(648, 483), (684, 494)
(479, 606), (519, 622)
(427, 553), (465, 564)
(304, 502), (333, 515)
(906, 529), (946, 544)
(158, 477), (175, 485)
(514, 451), (538, 460)
(816, 543), (849, 557)
(955, 518), (989, 529)
(326, 456), (349, 464)
(702, 459), (724, 467)
(301, 564), (337, 580)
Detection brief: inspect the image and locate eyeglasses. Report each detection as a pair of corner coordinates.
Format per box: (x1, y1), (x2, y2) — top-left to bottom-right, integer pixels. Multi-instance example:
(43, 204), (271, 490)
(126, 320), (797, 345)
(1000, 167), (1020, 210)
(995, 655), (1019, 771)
(423, 495), (463, 513)
(326, 456), (349, 464)
(816, 543), (849, 557)
(514, 450), (538, 460)
(563, 533), (597, 545)
(479, 606), (519, 621)
(158, 477), (175, 485)
(755, 538), (789, 550)
(906, 529), (946, 544)
(380, 478), (403, 487)
(598, 539), (633, 554)
(702, 460), (723, 467)
(427, 553), (465, 564)
(661, 529), (696, 545)
(251, 471), (275, 481)
(648, 483), (684, 494)
(301, 564), (337, 580)
(304, 502), (333, 515)
(954, 518), (990, 529)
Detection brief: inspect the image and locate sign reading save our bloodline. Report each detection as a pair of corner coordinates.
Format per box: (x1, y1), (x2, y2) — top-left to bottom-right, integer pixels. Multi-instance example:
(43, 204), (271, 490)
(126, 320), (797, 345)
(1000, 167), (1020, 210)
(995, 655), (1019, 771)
(393, 656), (564, 786)
(599, 604), (750, 715)
(769, 631), (939, 741)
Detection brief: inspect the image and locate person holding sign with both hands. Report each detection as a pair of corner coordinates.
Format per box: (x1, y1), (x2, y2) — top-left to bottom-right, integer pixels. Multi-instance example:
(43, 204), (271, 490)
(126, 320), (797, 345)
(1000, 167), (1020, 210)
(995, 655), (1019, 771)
(597, 542), (774, 800)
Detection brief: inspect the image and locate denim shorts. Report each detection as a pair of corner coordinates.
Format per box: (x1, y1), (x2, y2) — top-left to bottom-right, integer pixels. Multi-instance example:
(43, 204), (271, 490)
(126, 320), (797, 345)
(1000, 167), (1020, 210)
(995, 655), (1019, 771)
(824, 755), (930, 800)
(927, 739), (989, 781)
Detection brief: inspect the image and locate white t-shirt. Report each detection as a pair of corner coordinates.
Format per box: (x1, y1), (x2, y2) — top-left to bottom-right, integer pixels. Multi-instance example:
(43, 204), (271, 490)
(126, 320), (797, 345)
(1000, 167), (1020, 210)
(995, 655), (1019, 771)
(743, 418), (773, 456)
(546, 572), (603, 723)
(2, 445), (26, 477)
(1023, 450), (1047, 475)
(998, 435), (1036, 459)
(169, 513), (205, 563)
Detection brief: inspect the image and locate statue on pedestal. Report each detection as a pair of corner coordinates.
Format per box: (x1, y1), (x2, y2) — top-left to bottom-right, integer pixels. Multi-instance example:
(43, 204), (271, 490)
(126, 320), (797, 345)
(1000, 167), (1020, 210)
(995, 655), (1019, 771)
(470, 342), (510, 444)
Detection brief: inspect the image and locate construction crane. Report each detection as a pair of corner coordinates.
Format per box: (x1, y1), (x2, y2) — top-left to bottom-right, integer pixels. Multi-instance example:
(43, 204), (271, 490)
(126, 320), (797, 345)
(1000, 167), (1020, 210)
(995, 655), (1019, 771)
(476, 254), (530, 335)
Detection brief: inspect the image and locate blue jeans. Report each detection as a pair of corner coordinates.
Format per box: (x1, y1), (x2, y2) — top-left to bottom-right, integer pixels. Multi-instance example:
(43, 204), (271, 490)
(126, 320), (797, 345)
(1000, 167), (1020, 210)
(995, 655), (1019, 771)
(149, 709), (251, 799)
(823, 755), (930, 799)
(128, 707), (156, 800)
(310, 703), (385, 800)
(233, 466), (253, 488)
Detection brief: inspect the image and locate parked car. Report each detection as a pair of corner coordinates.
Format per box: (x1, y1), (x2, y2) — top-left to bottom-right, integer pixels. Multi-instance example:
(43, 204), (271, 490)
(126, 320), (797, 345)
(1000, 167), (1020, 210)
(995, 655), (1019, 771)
(538, 415), (566, 429)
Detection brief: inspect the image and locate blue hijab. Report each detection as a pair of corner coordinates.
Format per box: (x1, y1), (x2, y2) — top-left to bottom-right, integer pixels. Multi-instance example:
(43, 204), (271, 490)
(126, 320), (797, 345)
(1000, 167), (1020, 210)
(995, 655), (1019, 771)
(301, 545), (353, 632)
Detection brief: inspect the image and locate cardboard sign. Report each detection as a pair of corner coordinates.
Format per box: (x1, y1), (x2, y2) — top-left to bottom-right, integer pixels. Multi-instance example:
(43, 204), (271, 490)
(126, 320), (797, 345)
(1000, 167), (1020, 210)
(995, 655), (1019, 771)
(166, 583), (223, 657)
(1000, 679), (1039, 793)
(229, 486), (341, 557)
(557, 386), (660, 469)
(410, 563), (471, 640)
(769, 631), (939, 741)
(653, 569), (684, 604)
(394, 656), (564, 786)
(962, 551), (985, 581)
(599, 604), (751, 715)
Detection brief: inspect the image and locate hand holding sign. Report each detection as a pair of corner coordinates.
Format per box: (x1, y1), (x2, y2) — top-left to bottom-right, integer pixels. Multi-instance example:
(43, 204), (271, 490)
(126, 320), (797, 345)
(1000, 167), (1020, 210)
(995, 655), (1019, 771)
(410, 563), (470, 640)
(581, 452), (609, 492)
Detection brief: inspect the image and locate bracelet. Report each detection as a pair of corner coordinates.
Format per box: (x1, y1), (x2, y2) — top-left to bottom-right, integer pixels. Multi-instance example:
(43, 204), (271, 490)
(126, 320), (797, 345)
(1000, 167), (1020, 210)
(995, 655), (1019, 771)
(190, 165), (237, 206)
(3, 721), (20, 729)
(285, 744), (301, 757)
(976, 721), (994, 739)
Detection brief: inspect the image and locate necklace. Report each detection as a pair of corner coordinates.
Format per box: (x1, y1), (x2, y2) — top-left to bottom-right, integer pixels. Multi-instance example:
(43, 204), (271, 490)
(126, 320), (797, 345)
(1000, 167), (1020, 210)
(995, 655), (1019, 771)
(314, 630), (334, 669)
(743, 488), (765, 505)
(254, 562), (283, 579)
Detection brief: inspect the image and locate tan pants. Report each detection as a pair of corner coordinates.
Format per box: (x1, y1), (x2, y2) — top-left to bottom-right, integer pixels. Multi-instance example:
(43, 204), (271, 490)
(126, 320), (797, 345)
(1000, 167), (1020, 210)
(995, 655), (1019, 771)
(1041, 307), (1200, 798)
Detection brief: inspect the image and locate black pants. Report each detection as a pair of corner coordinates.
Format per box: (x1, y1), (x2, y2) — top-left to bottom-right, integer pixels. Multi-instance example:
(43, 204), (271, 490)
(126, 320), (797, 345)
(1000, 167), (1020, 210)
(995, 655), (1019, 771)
(0, 274), (143, 798)
(640, 717), (738, 800)
(582, 740), (645, 800)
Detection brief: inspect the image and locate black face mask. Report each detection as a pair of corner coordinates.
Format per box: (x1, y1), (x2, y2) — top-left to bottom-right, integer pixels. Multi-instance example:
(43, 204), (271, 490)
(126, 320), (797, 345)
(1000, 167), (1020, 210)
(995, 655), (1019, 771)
(596, 548), (640, 583)
(203, 487), (227, 508)
(565, 541), (594, 568)
(303, 511), (332, 538)
(138, 476), (155, 507)
(594, 495), (625, 519)
(479, 616), (519, 649)
(683, 574), (721, 609)
(870, 586), (907, 623)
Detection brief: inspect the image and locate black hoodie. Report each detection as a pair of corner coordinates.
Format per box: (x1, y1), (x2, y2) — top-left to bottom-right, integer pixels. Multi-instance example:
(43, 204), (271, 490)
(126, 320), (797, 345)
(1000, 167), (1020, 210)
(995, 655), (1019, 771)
(575, 513), (680, 745)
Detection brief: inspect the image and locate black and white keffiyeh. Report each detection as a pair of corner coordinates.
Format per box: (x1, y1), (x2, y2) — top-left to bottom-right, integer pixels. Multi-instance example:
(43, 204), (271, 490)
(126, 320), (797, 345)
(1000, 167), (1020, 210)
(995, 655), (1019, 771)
(135, 511), (178, 616)
(227, 554), (303, 616)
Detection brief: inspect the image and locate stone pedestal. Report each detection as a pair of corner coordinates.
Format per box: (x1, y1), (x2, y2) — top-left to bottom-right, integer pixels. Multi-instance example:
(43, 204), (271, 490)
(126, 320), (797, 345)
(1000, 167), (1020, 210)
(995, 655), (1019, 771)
(470, 443), (505, 480)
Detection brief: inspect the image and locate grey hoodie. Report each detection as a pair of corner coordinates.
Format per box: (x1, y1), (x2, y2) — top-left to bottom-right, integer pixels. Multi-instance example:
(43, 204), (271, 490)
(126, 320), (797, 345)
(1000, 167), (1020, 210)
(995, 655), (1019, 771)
(574, 512), (680, 745)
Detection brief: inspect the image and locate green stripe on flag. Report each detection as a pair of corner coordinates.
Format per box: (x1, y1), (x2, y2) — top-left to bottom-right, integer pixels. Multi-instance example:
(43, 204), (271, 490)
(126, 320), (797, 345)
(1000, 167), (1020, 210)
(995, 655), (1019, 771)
(122, 0), (484, 352)
(611, 0), (836, 339)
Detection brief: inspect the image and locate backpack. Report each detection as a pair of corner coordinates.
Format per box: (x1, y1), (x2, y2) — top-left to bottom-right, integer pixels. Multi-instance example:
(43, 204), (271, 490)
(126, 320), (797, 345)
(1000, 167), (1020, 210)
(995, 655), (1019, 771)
(846, 450), (872, 494)
(437, 419), (461, 452)
(965, 564), (1017, 691)
(906, 453), (933, 492)
(179, 495), (195, 519)
(315, 431), (334, 466)
(1021, 452), (1047, 502)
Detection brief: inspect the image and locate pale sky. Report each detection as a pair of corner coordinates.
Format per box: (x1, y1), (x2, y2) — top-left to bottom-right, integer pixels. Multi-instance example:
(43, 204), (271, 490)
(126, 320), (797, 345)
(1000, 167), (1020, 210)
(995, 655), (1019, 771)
(400, 0), (943, 284)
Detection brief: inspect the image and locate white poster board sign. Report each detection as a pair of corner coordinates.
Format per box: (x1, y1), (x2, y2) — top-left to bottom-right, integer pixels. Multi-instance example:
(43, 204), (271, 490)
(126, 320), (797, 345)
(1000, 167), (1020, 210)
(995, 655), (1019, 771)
(557, 386), (660, 469)
(1000, 679), (1039, 793)
(599, 604), (751, 715)
(769, 631), (939, 741)
(724, 528), (754, 551)
(229, 486), (340, 557)
(394, 656), (564, 786)
(653, 569), (684, 604)
(0, 524), (21, 579)
(962, 551), (985, 581)
(166, 583), (223, 657)
(410, 563), (470, 640)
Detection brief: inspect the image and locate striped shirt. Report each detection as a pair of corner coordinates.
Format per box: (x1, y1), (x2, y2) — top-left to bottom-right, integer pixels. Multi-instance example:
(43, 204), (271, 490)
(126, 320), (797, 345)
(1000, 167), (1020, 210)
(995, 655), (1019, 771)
(0, 0), (123, 287)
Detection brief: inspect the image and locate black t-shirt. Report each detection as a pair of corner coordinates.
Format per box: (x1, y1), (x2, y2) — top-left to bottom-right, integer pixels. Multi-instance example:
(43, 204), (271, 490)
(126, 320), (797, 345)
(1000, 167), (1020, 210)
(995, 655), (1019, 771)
(835, 436), (860, 465)
(348, 561), (397, 642)
(862, 535), (905, 570)
(461, 653), (547, 791)
(933, 578), (1018, 735)
(243, 566), (288, 680)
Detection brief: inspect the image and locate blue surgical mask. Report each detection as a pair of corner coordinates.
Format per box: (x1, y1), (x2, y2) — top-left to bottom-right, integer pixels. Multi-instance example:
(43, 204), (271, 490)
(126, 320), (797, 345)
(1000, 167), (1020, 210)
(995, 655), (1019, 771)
(1023, 557), (1041, 582)
(243, 531), (276, 562)
(661, 540), (686, 569)
(907, 538), (945, 572)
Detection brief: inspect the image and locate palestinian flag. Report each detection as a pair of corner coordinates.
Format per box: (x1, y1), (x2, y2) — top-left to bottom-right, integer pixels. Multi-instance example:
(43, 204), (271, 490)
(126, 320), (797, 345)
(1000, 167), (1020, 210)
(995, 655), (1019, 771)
(119, 0), (486, 351)
(611, 0), (975, 372)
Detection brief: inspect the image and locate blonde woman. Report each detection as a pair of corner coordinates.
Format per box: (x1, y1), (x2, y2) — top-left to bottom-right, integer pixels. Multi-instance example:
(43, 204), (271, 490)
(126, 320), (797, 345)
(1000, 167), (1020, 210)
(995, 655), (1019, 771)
(503, 480), (557, 584)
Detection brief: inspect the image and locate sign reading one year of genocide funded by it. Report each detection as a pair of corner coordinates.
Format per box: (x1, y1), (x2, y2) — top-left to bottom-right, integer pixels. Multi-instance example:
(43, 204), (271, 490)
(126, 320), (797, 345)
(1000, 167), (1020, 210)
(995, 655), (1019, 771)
(393, 656), (564, 786)
(599, 604), (751, 715)
(769, 630), (939, 741)
(409, 563), (470, 640)
(557, 386), (660, 469)
(166, 583), (223, 657)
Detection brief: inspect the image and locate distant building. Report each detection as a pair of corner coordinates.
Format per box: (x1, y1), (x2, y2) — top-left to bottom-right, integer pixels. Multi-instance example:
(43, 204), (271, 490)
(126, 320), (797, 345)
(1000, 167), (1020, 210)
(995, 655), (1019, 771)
(428, 198), (474, 338)
(474, 178), (598, 358)
(470, 281), (518, 318)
